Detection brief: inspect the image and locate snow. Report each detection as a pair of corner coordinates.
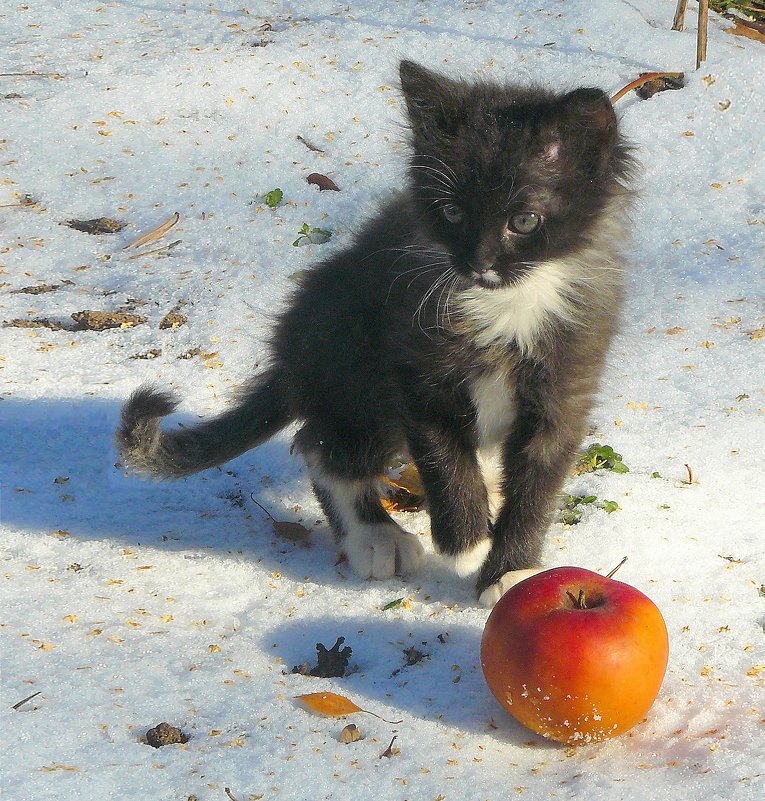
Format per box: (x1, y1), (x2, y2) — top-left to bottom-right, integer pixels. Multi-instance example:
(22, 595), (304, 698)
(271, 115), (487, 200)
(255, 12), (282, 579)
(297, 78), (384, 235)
(1, 1), (763, 799)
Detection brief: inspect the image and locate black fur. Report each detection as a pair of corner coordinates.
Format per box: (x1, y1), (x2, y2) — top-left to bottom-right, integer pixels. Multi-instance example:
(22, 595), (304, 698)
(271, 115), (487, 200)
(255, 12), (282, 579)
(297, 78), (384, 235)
(117, 60), (634, 601)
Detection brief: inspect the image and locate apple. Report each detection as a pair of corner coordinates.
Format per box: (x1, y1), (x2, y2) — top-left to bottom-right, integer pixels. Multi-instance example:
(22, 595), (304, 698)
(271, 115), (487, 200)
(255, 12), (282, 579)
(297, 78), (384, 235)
(480, 563), (668, 745)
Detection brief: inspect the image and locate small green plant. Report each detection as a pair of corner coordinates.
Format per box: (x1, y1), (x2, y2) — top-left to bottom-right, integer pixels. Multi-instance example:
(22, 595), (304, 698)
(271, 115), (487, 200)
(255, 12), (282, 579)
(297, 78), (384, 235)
(558, 493), (597, 525)
(293, 222), (332, 247)
(602, 500), (621, 514)
(575, 443), (630, 474)
(250, 188), (284, 207)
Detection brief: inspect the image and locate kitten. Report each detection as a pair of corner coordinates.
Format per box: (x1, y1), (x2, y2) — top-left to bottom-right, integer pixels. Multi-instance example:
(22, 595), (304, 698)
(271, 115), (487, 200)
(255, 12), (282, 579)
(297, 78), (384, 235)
(117, 60), (634, 607)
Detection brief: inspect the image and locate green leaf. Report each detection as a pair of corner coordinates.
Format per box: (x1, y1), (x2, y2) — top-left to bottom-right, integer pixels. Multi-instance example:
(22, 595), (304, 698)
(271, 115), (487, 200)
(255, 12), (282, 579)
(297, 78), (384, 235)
(602, 500), (621, 513)
(611, 462), (630, 474)
(581, 495), (597, 505)
(264, 188), (283, 207)
(651, 471), (663, 479)
(382, 598), (404, 611)
(559, 509), (582, 526)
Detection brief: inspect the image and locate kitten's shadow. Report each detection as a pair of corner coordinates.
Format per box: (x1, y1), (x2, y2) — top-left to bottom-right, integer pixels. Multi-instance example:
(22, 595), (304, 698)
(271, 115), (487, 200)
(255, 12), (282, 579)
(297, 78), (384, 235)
(259, 614), (559, 749)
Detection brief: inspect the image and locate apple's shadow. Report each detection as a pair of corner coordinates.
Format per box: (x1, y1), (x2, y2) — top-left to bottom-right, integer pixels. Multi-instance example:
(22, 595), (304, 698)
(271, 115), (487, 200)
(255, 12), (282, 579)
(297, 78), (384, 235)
(259, 614), (560, 749)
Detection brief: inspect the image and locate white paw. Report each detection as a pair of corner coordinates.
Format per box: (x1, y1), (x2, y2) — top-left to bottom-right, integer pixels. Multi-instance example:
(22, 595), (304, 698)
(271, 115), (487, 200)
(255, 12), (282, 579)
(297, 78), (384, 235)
(438, 537), (492, 577)
(341, 524), (425, 580)
(478, 567), (545, 608)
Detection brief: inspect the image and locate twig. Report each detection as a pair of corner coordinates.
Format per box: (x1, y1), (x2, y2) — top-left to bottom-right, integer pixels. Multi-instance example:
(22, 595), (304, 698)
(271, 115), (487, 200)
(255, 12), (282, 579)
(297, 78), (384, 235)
(12, 691), (41, 711)
(610, 71), (685, 104)
(684, 464), (694, 484)
(672, 0), (689, 31)
(249, 494), (277, 521)
(0, 71), (65, 79)
(125, 239), (181, 260)
(224, 789), (240, 801)
(296, 134), (325, 155)
(606, 556), (628, 579)
(380, 735), (398, 758)
(697, 0), (709, 69)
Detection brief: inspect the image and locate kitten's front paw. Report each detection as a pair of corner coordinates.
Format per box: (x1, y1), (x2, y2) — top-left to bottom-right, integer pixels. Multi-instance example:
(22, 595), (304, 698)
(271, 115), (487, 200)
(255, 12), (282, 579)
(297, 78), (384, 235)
(438, 537), (492, 577)
(341, 524), (424, 580)
(478, 567), (545, 608)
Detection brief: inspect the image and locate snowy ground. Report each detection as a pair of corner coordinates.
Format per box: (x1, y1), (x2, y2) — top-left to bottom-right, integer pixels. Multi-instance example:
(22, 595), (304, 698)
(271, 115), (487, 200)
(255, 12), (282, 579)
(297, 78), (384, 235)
(1, 1), (763, 799)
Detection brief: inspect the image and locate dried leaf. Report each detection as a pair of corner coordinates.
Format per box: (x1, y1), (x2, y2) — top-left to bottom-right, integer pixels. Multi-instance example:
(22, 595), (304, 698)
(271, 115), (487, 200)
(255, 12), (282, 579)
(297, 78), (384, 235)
(159, 311), (187, 330)
(307, 173), (340, 192)
(339, 724), (362, 744)
(123, 212), (180, 250)
(725, 17), (765, 44)
(295, 692), (363, 717)
(10, 284), (60, 295)
(273, 520), (311, 547)
(381, 463), (426, 511)
(64, 217), (125, 234)
(71, 310), (147, 331)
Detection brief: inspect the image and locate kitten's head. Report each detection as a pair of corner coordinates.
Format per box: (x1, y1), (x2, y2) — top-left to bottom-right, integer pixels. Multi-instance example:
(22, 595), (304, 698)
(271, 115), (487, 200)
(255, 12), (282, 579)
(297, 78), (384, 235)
(399, 60), (632, 289)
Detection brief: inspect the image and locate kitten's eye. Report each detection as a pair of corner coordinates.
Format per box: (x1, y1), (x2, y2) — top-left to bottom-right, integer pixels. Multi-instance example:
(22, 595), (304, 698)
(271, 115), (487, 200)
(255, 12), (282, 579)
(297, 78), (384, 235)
(441, 204), (465, 224)
(509, 212), (542, 235)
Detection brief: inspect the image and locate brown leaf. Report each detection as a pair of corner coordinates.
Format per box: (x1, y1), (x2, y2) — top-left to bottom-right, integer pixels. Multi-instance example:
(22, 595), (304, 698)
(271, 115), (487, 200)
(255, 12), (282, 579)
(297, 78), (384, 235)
(339, 724), (362, 744)
(5, 318), (65, 331)
(272, 520), (311, 547)
(159, 311), (188, 330)
(71, 310), (147, 331)
(64, 217), (125, 234)
(11, 284), (60, 295)
(295, 692), (363, 717)
(725, 17), (765, 44)
(307, 173), (340, 192)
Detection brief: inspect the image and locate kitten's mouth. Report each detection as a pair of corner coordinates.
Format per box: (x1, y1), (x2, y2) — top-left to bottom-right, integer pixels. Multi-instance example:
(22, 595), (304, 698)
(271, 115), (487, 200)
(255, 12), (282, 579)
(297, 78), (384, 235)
(470, 268), (504, 289)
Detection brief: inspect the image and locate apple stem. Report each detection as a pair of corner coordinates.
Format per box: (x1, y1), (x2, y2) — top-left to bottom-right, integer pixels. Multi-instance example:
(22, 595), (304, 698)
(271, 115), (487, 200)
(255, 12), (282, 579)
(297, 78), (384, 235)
(566, 588), (588, 610)
(606, 556), (628, 579)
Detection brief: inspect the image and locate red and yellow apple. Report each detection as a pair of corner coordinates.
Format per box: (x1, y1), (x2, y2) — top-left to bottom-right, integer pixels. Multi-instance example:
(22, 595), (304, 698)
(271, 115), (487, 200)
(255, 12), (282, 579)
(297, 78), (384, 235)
(480, 565), (668, 745)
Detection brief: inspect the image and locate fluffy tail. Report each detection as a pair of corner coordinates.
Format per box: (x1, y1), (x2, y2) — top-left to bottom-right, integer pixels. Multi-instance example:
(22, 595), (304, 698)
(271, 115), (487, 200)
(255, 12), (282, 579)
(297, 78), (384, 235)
(116, 369), (292, 478)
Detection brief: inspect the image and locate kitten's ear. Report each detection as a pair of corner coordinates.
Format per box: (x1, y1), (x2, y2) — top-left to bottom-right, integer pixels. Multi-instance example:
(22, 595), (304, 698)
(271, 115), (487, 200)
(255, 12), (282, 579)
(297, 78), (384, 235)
(544, 88), (618, 175)
(399, 60), (462, 137)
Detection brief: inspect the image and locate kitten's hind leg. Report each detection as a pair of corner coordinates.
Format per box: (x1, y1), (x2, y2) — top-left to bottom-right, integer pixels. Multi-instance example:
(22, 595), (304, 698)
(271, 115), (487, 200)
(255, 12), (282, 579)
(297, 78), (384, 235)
(297, 438), (424, 579)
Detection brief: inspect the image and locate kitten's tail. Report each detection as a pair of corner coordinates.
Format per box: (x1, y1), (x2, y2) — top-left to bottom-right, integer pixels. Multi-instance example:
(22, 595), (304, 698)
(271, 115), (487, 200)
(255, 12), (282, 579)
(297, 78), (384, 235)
(116, 368), (292, 478)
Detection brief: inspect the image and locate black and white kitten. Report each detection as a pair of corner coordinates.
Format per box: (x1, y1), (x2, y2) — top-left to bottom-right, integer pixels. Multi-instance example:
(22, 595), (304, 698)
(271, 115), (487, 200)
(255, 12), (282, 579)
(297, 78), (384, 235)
(117, 60), (634, 606)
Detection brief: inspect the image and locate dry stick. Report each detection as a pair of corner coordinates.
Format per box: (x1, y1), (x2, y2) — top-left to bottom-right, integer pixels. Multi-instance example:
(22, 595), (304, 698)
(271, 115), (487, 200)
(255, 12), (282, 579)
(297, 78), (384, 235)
(125, 239), (182, 261)
(223, 789), (240, 801)
(610, 71), (685, 104)
(249, 494), (278, 522)
(697, 0), (709, 69)
(684, 464), (694, 484)
(11, 691), (41, 711)
(296, 134), (325, 155)
(606, 556), (628, 579)
(0, 71), (64, 78)
(672, 0), (689, 31)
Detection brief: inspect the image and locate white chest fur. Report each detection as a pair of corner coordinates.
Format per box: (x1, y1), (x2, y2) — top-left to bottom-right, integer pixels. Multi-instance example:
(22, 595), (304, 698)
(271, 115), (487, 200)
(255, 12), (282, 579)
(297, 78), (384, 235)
(456, 258), (580, 356)
(470, 371), (516, 517)
(470, 371), (516, 447)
